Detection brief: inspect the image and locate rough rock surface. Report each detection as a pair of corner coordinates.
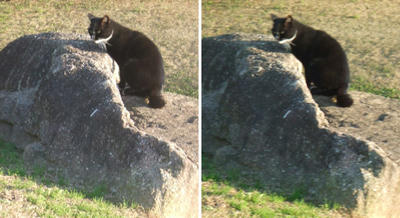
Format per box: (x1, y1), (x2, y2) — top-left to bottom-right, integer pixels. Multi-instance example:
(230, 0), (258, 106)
(202, 33), (400, 217)
(0, 32), (198, 218)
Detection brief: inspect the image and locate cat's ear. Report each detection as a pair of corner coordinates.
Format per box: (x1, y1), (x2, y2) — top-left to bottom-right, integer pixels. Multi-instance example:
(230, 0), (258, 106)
(285, 15), (293, 24)
(284, 15), (293, 26)
(270, 14), (278, 20)
(101, 15), (110, 25)
(88, 13), (95, 20)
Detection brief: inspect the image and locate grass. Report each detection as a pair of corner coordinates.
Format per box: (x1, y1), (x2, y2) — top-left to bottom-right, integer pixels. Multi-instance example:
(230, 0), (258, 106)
(202, 156), (346, 217)
(202, 0), (400, 100)
(351, 77), (400, 99)
(0, 0), (198, 97)
(0, 139), (145, 217)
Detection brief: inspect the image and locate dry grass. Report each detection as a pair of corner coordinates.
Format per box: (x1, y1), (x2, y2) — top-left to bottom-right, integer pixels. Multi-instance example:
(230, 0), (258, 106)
(0, 0), (198, 97)
(202, 0), (400, 98)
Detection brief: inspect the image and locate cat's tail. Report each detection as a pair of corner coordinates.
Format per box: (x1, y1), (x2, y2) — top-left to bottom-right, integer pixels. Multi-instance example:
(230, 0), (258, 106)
(149, 95), (166, 108)
(336, 87), (353, 107)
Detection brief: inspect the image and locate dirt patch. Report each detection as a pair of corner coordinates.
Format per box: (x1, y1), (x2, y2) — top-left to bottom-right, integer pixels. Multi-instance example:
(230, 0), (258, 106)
(122, 92), (199, 164)
(314, 91), (400, 164)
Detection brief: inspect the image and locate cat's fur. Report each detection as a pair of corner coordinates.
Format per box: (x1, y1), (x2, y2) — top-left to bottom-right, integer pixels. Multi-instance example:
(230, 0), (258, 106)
(271, 14), (353, 107)
(88, 14), (166, 108)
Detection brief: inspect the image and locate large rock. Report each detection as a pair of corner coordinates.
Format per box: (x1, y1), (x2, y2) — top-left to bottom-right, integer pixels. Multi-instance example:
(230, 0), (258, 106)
(202, 33), (400, 217)
(0, 32), (198, 218)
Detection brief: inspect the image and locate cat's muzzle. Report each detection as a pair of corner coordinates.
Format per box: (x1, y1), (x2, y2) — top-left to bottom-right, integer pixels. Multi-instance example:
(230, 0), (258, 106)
(94, 30), (113, 45)
(278, 31), (297, 45)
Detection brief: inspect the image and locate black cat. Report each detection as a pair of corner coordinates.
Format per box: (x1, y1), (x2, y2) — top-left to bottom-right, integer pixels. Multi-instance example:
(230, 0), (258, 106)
(271, 14), (353, 107)
(88, 14), (166, 108)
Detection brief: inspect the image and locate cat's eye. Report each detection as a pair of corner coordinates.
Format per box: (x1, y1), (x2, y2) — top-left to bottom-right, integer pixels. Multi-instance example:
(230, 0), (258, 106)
(96, 30), (101, 34)
(280, 31), (285, 34)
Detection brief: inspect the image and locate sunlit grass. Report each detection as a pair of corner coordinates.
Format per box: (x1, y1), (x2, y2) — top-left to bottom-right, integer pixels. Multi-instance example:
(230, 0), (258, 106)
(202, 0), (400, 99)
(0, 0), (198, 97)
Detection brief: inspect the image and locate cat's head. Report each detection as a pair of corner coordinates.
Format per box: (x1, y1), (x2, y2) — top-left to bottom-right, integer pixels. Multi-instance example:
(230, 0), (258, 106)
(270, 14), (296, 42)
(87, 13), (113, 40)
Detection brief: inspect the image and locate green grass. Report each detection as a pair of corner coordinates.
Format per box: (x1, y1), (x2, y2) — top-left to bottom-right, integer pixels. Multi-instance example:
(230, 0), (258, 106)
(202, 0), (400, 100)
(0, 138), (144, 217)
(202, 180), (344, 218)
(0, 139), (25, 176)
(165, 70), (198, 98)
(351, 77), (400, 99)
(86, 184), (108, 199)
(0, 0), (198, 97)
(202, 156), (346, 217)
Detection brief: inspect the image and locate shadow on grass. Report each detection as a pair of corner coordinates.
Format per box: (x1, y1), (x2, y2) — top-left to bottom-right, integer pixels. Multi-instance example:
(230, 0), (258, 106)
(202, 154), (321, 205)
(0, 138), (137, 208)
(201, 153), (347, 218)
